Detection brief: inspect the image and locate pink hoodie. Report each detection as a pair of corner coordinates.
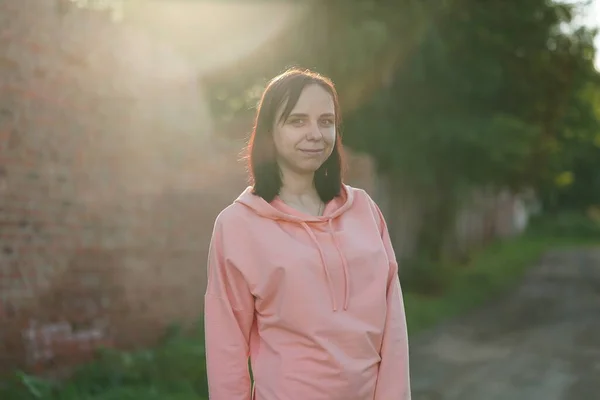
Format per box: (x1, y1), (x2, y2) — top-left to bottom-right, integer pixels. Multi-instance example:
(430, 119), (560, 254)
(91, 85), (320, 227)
(204, 185), (411, 400)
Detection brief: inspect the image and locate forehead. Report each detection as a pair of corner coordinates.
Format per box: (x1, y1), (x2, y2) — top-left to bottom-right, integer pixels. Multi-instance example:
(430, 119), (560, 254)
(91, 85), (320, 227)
(291, 84), (335, 113)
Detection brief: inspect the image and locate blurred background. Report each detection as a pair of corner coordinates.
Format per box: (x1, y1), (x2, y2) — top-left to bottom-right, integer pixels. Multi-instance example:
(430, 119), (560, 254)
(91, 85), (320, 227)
(0, 0), (599, 399)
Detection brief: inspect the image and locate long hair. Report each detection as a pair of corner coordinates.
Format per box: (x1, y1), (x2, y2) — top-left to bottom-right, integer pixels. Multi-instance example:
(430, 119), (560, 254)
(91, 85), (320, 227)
(246, 68), (345, 202)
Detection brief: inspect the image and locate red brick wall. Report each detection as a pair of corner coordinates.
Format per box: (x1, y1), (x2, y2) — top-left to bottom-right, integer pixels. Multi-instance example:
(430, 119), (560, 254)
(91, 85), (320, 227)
(0, 0), (376, 375)
(0, 0), (224, 374)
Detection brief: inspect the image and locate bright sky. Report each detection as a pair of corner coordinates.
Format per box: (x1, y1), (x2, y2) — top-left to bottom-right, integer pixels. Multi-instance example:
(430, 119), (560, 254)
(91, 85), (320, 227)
(568, 0), (600, 68)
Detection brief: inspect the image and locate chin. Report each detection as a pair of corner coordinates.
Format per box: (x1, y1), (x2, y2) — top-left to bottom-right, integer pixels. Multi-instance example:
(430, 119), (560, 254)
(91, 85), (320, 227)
(302, 160), (326, 172)
(291, 162), (324, 175)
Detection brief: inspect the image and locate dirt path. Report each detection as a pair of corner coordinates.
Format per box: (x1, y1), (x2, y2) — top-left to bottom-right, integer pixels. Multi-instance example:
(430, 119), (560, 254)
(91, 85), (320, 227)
(409, 248), (600, 400)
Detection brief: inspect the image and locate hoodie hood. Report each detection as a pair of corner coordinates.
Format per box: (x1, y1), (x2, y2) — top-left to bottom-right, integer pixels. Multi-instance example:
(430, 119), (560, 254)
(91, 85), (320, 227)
(235, 185), (355, 311)
(234, 184), (355, 223)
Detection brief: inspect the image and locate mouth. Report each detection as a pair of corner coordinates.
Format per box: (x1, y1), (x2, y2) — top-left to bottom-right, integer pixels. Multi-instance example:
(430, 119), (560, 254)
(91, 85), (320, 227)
(299, 149), (325, 155)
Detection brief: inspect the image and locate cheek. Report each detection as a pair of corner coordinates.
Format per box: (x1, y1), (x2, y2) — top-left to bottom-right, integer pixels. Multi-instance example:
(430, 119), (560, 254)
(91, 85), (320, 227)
(274, 127), (299, 153)
(323, 128), (336, 145)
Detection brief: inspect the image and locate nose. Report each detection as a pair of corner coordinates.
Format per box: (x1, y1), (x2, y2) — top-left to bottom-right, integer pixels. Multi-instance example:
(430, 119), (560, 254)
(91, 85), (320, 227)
(306, 121), (323, 141)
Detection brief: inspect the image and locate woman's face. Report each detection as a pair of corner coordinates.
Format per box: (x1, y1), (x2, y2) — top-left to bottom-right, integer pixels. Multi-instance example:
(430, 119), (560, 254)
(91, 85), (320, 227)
(272, 84), (336, 177)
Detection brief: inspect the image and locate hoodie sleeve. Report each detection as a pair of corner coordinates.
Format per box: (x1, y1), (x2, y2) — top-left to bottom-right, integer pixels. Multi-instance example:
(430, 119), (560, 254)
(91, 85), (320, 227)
(371, 201), (412, 400)
(204, 216), (255, 400)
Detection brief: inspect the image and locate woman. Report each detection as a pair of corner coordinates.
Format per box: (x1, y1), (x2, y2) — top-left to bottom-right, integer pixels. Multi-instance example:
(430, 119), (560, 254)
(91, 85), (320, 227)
(204, 68), (411, 400)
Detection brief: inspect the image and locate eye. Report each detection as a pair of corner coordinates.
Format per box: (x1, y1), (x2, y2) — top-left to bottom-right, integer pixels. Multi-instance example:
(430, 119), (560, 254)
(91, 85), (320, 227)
(288, 118), (305, 126)
(320, 118), (334, 127)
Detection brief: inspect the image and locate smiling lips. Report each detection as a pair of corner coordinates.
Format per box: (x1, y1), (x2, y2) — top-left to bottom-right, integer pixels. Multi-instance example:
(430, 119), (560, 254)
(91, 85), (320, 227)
(299, 149), (324, 155)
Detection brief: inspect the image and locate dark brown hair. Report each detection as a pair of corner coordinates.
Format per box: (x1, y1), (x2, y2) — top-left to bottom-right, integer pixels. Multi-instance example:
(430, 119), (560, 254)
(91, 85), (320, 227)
(246, 68), (345, 202)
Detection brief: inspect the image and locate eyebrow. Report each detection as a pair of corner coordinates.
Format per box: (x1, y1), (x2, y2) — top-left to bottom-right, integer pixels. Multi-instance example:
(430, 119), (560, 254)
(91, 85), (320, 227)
(287, 112), (335, 118)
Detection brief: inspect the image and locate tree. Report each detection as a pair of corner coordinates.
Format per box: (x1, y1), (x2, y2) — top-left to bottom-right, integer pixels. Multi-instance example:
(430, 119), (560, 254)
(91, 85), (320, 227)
(341, 0), (598, 260)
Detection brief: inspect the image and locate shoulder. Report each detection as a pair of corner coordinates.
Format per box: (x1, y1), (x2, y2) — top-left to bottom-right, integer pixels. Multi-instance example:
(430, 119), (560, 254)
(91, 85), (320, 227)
(345, 184), (380, 211)
(213, 201), (255, 232)
(345, 184), (385, 231)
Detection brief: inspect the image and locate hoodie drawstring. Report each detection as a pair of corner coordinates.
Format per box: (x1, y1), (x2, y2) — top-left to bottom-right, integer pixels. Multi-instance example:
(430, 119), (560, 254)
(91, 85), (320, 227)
(329, 219), (351, 310)
(300, 220), (350, 312)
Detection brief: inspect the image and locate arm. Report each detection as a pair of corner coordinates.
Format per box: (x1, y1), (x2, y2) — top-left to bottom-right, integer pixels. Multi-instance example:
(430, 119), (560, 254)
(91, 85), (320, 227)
(371, 203), (411, 400)
(204, 217), (255, 400)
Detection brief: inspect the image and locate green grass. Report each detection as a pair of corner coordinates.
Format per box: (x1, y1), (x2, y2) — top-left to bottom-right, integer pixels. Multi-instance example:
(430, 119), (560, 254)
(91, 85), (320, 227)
(1, 228), (597, 399)
(404, 234), (598, 334)
(0, 327), (210, 400)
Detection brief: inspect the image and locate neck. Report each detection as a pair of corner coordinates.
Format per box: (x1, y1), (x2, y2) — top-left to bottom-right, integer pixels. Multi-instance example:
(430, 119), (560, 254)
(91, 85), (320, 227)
(279, 170), (318, 200)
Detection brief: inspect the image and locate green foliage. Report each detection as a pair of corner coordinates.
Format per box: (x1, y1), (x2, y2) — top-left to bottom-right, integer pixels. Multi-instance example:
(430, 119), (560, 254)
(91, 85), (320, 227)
(529, 211), (600, 239)
(540, 76), (600, 210)
(342, 0), (598, 258)
(348, 1), (588, 180)
(400, 255), (454, 295)
(0, 325), (208, 400)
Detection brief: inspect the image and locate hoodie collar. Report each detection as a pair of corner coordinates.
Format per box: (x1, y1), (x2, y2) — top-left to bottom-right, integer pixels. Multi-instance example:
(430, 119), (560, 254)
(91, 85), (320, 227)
(235, 184), (354, 223)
